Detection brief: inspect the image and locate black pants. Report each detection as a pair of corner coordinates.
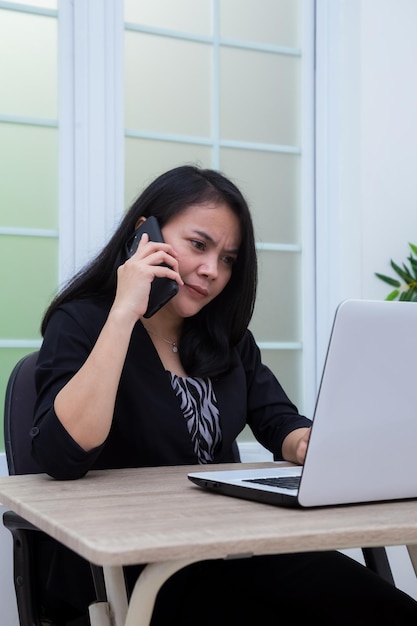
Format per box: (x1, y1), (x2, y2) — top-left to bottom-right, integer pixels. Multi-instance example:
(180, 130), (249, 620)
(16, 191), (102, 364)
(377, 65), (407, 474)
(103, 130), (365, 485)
(40, 546), (417, 625)
(146, 552), (417, 625)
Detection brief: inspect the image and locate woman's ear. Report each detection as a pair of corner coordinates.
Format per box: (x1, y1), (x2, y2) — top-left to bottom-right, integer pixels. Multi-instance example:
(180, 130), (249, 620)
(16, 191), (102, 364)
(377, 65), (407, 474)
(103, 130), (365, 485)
(134, 216), (147, 230)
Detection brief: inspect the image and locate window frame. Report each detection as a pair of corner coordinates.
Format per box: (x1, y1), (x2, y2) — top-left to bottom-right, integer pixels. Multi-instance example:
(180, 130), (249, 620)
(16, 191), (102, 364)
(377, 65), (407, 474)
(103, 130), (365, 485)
(58, 0), (125, 286)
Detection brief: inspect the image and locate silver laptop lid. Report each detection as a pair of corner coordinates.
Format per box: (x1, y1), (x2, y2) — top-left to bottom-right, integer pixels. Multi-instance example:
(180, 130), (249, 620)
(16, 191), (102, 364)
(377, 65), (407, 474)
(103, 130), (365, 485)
(298, 299), (417, 506)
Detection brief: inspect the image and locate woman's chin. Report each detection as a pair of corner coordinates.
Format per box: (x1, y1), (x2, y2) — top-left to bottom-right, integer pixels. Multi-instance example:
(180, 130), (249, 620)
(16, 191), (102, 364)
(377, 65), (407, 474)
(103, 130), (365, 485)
(170, 296), (207, 319)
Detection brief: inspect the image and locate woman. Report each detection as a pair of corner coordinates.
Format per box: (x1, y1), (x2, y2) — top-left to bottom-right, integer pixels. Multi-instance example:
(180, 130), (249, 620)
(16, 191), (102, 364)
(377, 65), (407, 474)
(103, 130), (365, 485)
(32, 165), (417, 625)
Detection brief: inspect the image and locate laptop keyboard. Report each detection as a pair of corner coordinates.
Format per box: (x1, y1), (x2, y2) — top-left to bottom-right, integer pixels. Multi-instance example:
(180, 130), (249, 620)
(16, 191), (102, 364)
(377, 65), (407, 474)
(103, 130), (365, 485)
(243, 476), (301, 490)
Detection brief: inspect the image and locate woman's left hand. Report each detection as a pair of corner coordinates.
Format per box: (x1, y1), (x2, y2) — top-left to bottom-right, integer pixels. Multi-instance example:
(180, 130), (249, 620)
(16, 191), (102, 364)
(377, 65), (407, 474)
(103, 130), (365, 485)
(282, 427), (311, 465)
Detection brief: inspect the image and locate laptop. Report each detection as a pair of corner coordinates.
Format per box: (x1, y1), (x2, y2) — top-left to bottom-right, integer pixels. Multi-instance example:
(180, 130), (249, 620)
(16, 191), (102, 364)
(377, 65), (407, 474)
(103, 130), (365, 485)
(188, 299), (417, 508)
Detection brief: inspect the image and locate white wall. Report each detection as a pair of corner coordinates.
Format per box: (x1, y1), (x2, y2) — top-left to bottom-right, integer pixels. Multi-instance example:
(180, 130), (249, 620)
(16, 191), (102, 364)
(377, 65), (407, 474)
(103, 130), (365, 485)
(360, 0), (417, 300)
(317, 0), (417, 335)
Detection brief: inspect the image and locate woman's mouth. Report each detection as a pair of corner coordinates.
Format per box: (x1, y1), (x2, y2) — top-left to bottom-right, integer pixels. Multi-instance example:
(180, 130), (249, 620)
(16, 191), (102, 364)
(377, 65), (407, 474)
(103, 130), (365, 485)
(184, 283), (209, 298)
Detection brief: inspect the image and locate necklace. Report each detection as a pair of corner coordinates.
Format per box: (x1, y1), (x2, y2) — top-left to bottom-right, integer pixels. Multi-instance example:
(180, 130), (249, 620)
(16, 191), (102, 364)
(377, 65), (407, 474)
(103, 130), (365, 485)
(142, 324), (179, 353)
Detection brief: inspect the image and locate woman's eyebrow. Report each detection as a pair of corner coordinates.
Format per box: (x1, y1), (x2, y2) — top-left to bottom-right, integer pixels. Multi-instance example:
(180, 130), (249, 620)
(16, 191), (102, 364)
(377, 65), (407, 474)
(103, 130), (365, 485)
(192, 229), (239, 254)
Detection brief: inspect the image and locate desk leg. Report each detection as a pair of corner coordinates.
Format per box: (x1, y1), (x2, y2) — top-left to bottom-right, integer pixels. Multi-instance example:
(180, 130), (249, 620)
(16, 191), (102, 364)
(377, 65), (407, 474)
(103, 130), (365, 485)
(407, 545), (417, 577)
(88, 601), (113, 626)
(102, 566), (129, 626)
(124, 558), (206, 626)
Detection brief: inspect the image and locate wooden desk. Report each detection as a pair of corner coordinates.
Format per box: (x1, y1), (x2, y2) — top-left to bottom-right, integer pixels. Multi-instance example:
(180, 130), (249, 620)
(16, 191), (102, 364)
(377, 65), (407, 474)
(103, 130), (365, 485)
(1, 462), (417, 626)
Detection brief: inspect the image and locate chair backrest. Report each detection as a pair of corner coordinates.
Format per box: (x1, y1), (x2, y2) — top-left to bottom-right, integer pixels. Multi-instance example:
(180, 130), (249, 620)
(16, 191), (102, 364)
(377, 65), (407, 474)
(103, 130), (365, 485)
(3, 351), (109, 625)
(4, 351), (42, 475)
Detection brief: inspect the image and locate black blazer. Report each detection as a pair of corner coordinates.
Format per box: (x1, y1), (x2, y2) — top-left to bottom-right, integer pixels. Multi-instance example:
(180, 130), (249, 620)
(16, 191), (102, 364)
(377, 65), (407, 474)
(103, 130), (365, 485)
(32, 298), (311, 479)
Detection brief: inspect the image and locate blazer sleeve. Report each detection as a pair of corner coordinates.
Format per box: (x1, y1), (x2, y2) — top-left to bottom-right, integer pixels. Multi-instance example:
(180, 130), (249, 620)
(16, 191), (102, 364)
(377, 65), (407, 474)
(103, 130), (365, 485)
(237, 330), (312, 460)
(31, 301), (109, 479)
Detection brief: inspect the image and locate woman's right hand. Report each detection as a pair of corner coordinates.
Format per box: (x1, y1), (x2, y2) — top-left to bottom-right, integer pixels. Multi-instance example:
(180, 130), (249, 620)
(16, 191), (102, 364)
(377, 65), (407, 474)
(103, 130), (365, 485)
(53, 232), (183, 452)
(112, 233), (183, 323)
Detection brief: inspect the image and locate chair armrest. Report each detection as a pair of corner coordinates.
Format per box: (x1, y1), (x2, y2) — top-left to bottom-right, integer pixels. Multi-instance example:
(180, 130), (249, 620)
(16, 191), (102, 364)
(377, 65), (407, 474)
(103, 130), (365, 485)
(3, 510), (108, 624)
(3, 510), (43, 626)
(3, 509), (41, 533)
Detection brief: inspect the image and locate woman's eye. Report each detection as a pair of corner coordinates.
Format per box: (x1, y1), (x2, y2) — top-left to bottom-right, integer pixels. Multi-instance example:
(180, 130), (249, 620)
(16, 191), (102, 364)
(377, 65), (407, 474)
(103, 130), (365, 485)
(223, 256), (236, 266)
(191, 240), (205, 250)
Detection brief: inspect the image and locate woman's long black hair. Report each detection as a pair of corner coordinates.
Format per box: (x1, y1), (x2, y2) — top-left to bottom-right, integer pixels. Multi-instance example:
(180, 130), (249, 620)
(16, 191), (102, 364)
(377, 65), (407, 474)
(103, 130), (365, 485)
(41, 165), (258, 377)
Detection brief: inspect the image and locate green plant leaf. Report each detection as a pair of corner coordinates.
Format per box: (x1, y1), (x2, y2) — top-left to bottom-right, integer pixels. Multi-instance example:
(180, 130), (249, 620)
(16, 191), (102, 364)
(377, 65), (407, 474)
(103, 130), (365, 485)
(409, 256), (417, 279)
(405, 285), (417, 301)
(374, 273), (401, 287)
(409, 242), (417, 256)
(391, 260), (413, 283)
(375, 243), (417, 301)
(386, 289), (400, 300)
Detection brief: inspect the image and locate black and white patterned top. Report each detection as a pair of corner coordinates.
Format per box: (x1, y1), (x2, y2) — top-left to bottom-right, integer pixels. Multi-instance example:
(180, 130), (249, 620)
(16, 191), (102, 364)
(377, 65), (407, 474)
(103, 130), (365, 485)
(169, 373), (222, 464)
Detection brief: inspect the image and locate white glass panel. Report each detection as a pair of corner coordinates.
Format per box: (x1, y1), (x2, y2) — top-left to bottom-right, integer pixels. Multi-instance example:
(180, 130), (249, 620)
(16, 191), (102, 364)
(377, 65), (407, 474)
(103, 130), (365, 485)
(0, 124), (58, 229)
(122, 1), (308, 442)
(125, 138), (212, 208)
(220, 148), (301, 244)
(9, 0), (57, 8)
(125, 32), (211, 136)
(220, 47), (300, 146)
(237, 348), (302, 444)
(220, 0), (300, 47)
(0, 237), (57, 337)
(250, 249), (301, 341)
(124, 0), (212, 35)
(0, 10), (57, 118)
(261, 349), (302, 411)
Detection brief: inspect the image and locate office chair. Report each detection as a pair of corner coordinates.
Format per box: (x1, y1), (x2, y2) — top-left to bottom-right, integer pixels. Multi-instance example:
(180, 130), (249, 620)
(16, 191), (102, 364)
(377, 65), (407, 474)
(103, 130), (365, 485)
(3, 351), (107, 626)
(2, 352), (396, 626)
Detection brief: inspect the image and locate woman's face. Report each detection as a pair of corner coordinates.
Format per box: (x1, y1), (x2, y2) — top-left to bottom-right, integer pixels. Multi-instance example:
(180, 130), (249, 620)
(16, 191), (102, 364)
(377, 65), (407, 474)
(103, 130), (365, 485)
(161, 202), (241, 319)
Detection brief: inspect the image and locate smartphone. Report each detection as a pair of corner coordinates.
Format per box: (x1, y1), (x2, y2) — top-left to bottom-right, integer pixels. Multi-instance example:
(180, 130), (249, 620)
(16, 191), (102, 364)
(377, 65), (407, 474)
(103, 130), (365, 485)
(125, 216), (179, 318)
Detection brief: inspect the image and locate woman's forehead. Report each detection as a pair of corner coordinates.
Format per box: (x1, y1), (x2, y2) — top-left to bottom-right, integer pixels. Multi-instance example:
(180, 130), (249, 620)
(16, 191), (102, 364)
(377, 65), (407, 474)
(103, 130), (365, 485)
(167, 202), (242, 246)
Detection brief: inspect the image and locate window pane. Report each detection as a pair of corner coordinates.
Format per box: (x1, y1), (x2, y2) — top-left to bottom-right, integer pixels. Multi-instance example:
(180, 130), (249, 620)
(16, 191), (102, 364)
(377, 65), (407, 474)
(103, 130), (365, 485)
(220, 47), (301, 145)
(238, 347), (302, 445)
(0, 237), (57, 337)
(250, 249), (301, 341)
(0, 10), (57, 118)
(0, 4), (58, 454)
(125, 32), (211, 135)
(261, 349), (302, 410)
(220, 0), (300, 47)
(122, 1), (310, 448)
(125, 138), (212, 208)
(11, 0), (57, 8)
(0, 124), (58, 229)
(124, 0), (212, 35)
(220, 148), (301, 244)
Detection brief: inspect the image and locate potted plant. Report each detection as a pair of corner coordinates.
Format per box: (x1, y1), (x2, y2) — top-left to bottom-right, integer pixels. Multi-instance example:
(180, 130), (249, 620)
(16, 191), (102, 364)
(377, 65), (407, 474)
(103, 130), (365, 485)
(375, 242), (417, 301)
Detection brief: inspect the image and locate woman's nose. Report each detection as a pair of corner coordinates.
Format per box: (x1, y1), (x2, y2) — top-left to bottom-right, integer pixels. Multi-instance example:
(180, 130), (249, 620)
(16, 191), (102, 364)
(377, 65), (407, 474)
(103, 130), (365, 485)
(198, 255), (218, 278)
